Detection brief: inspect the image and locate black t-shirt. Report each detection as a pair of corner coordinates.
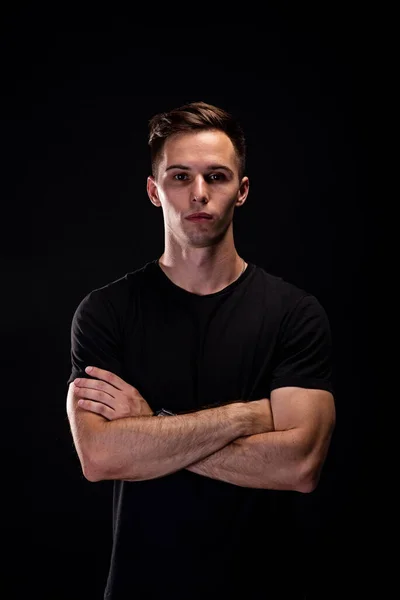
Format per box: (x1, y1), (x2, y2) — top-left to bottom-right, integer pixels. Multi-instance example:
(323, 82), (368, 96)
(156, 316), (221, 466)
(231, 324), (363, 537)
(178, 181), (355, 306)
(67, 258), (334, 599)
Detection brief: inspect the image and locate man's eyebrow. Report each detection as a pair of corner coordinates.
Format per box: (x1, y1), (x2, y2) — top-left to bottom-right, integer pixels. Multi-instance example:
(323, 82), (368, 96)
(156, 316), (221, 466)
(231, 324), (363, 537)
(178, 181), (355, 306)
(165, 164), (234, 175)
(165, 164), (190, 171)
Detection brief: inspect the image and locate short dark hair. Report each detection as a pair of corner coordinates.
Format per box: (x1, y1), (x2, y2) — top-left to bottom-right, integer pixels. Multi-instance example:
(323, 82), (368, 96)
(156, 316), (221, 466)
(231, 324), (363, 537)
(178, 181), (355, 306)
(148, 101), (246, 180)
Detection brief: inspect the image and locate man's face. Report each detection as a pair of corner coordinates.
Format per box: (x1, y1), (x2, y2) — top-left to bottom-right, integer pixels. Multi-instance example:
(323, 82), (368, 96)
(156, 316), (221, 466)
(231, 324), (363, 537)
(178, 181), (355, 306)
(147, 129), (249, 248)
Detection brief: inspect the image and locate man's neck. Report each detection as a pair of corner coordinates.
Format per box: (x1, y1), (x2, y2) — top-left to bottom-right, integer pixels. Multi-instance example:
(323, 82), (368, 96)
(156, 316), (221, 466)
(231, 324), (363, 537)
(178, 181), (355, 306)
(157, 254), (247, 296)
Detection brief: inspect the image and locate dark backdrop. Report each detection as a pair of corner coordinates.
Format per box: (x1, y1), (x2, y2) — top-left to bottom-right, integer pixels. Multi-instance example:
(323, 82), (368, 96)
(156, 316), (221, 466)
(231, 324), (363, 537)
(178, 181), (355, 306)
(2, 10), (376, 600)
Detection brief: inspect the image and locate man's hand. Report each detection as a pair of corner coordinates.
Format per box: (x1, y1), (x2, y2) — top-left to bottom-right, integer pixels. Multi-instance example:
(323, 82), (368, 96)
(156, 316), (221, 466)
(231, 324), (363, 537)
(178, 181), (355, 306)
(73, 366), (154, 420)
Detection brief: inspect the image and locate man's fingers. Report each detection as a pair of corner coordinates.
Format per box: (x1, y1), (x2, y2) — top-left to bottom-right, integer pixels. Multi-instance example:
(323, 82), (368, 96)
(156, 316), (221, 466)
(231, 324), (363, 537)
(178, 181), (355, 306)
(77, 398), (114, 420)
(85, 366), (126, 390)
(74, 377), (114, 397)
(75, 386), (116, 408)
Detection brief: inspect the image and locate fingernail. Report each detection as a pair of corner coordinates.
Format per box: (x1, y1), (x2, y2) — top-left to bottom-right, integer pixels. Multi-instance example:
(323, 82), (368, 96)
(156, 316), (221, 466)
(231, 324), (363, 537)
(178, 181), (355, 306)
(75, 378), (81, 384)
(85, 366), (93, 373)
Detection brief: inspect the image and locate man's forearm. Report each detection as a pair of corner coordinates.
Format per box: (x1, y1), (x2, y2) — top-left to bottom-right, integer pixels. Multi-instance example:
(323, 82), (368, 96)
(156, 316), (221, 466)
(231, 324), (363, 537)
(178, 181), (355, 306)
(186, 429), (309, 492)
(86, 402), (254, 482)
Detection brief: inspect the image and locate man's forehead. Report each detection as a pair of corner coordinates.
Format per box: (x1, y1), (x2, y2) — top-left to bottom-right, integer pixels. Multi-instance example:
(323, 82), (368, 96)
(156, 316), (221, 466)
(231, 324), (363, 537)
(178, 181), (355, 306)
(161, 130), (237, 170)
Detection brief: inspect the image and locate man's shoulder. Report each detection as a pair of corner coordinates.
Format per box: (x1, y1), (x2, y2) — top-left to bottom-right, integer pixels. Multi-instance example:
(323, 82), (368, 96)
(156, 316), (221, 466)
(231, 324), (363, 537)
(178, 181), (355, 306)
(88, 258), (158, 298)
(251, 263), (311, 306)
(74, 259), (158, 316)
(251, 264), (330, 339)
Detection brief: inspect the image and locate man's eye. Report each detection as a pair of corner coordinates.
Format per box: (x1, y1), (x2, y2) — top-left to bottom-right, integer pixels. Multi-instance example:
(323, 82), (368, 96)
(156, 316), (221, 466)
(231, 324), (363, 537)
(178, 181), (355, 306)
(208, 173), (224, 181)
(174, 173), (188, 181)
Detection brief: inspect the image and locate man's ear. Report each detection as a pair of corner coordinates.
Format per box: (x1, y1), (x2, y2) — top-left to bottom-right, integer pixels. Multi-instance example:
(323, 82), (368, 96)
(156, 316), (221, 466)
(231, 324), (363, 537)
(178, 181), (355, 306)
(236, 176), (249, 206)
(147, 176), (161, 207)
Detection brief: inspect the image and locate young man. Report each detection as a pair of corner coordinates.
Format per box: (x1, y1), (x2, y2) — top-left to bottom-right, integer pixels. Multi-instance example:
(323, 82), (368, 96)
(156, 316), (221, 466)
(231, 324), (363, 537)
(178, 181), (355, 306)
(66, 101), (336, 599)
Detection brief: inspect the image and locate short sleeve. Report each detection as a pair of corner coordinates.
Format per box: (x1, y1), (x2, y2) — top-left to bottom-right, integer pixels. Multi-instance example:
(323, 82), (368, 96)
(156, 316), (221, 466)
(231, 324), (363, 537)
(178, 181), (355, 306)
(66, 289), (124, 387)
(270, 294), (334, 394)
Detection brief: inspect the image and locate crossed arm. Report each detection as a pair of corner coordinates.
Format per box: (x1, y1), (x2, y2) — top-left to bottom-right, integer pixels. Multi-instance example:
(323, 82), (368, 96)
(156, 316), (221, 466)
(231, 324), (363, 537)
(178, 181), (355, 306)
(66, 367), (335, 492)
(185, 385), (335, 491)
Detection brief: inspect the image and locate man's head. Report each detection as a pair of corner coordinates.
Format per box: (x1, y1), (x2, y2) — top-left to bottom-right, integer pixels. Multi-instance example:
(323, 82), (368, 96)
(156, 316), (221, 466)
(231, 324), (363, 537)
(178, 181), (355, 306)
(148, 101), (246, 181)
(146, 101), (249, 250)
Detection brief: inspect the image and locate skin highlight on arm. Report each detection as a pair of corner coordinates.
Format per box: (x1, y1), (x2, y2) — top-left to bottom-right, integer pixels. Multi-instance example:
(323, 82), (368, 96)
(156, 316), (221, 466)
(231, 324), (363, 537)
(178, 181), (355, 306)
(69, 369), (335, 492)
(67, 381), (272, 482)
(186, 387), (336, 492)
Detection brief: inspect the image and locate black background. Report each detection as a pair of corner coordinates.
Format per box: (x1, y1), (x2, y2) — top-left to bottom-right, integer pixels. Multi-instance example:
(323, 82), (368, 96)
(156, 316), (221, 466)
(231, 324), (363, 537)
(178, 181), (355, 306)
(2, 8), (378, 599)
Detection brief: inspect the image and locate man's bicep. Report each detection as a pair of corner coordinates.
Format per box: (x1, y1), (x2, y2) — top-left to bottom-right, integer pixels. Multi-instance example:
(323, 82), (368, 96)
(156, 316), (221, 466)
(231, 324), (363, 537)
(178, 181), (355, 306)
(270, 386), (336, 449)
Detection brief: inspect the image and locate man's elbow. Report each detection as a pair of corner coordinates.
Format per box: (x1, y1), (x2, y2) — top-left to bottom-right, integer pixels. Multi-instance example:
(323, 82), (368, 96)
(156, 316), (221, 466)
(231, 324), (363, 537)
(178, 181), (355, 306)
(83, 463), (105, 482)
(295, 426), (335, 493)
(77, 450), (105, 482)
(295, 456), (323, 493)
(68, 413), (115, 482)
(75, 444), (113, 482)
(81, 448), (140, 482)
(296, 471), (319, 493)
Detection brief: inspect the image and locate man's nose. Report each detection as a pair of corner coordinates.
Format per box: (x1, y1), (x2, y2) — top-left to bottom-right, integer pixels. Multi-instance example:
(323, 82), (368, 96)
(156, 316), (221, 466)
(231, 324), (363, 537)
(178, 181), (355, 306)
(191, 175), (209, 202)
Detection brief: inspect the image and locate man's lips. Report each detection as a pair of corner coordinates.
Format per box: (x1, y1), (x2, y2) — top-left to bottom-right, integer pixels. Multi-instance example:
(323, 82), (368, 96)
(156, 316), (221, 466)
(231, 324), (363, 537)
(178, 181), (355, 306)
(186, 213), (213, 220)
